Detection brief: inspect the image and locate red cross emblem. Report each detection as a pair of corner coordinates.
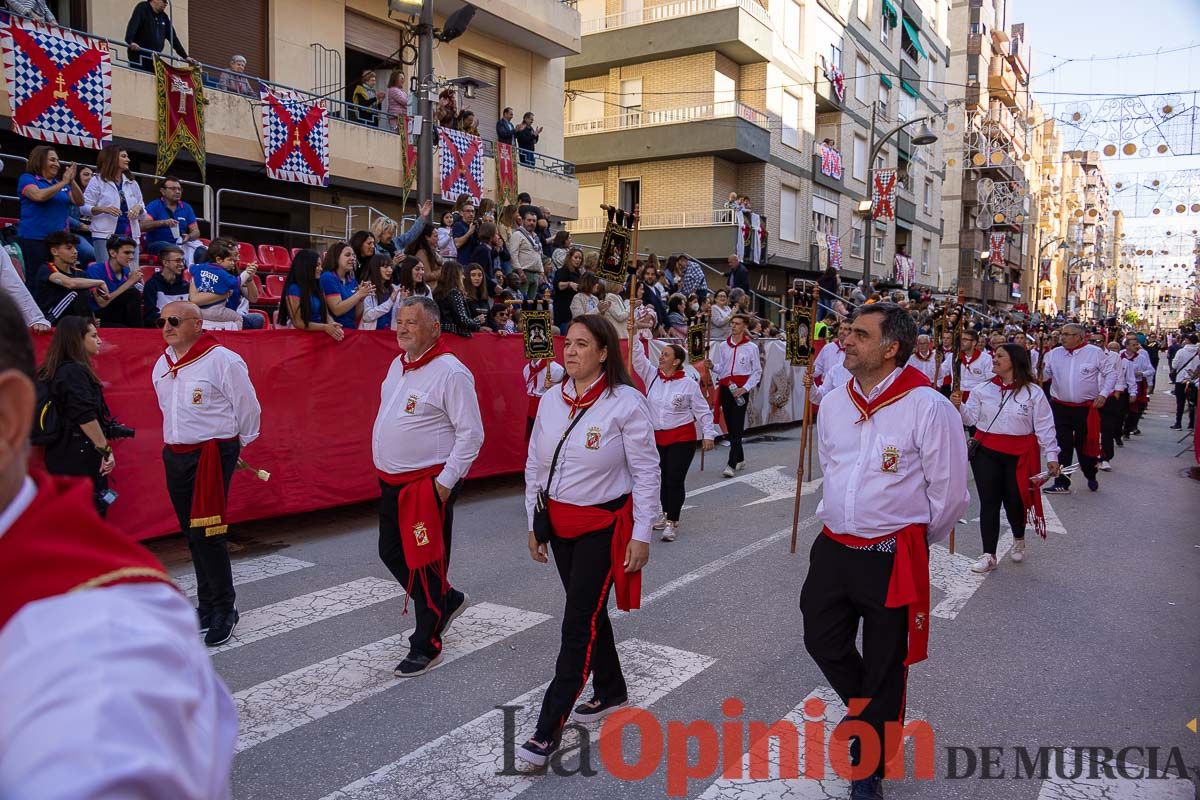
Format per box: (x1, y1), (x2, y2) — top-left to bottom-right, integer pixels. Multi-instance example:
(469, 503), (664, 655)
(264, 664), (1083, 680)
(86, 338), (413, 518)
(265, 94), (327, 179)
(440, 133), (483, 198)
(873, 171), (897, 220)
(9, 25), (105, 139)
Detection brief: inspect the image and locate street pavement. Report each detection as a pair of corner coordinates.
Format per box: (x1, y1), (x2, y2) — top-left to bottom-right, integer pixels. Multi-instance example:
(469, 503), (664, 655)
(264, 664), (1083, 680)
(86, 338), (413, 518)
(147, 367), (1200, 800)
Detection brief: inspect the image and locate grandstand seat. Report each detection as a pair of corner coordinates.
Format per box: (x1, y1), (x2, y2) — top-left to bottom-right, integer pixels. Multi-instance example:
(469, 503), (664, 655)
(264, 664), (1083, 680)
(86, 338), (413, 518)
(249, 274), (277, 307)
(245, 308), (270, 329)
(140, 265), (158, 283)
(263, 274), (287, 300)
(237, 241), (257, 267)
(0, 217), (19, 229)
(258, 244), (292, 274)
(290, 247), (303, 261)
(139, 253), (160, 267)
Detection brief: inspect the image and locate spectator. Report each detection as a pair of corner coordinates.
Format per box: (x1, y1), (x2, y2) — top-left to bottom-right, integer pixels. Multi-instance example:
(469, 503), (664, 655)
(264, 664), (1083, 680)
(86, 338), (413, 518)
(144, 175), (204, 264)
(83, 145), (150, 259)
(503, 270), (526, 301)
(464, 263), (491, 319)
(142, 243), (189, 326)
(279, 248), (343, 340)
(398, 255), (432, 299)
(319, 241), (370, 330)
(436, 89), (457, 128)
(84, 235), (143, 328)
(509, 209), (544, 299)
(456, 110), (480, 137)
(817, 265), (840, 321)
(725, 254), (749, 293)
(17, 146), (82, 290)
(435, 211), (458, 260)
(709, 288), (733, 340)
(497, 203), (519, 242)
(487, 302), (516, 333)
(476, 198), (496, 223)
(663, 255), (684, 294)
(125, 0), (192, 73)
(392, 198), (434, 254)
(360, 254), (403, 331)
(570, 272), (601, 319)
(349, 230), (376, 275)
(218, 55), (255, 97)
(67, 165), (98, 268)
(582, 250), (599, 273)
(515, 111), (541, 167)
(351, 70), (379, 126)
(1, 246), (50, 331)
(372, 217), (399, 260)
(406, 223), (441, 284)
(467, 221), (506, 277)
(666, 293), (688, 339)
(639, 260), (668, 329)
(849, 280), (867, 305)
(679, 254), (708, 303)
(34, 231), (103, 325)
(382, 69), (408, 132)
(496, 107), (516, 145)
(599, 279), (629, 339)
(552, 246), (584, 332)
(452, 202), (478, 254)
(190, 237), (262, 329)
(4, 0), (56, 23)
(549, 230), (571, 270)
(36, 316), (120, 515)
(433, 260), (481, 337)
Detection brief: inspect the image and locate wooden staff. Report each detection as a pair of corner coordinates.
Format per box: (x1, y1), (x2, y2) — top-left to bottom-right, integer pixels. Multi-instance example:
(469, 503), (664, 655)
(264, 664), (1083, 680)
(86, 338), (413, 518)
(1036, 331), (1045, 384)
(949, 289), (966, 555)
(625, 203), (642, 370)
(700, 311), (713, 472)
(790, 285), (821, 554)
(932, 309), (945, 389)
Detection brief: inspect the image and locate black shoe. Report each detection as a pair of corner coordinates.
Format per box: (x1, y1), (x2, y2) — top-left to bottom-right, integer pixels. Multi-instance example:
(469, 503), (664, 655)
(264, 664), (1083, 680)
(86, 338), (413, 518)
(516, 734), (561, 767)
(204, 608), (239, 647)
(437, 590), (469, 639)
(1169, 424), (1182, 430)
(393, 650), (443, 678)
(1087, 479), (1099, 492)
(1131, 429), (1142, 435)
(1115, 437), (1124, 447)
(571, 694), (629, 723)
(850, 776), (884, 800)
(197, 608), (213, 635)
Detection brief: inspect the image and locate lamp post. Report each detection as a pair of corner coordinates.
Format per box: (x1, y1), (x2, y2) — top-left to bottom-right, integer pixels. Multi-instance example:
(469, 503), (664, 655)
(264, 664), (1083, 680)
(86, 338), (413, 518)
(860, 105), (938, 286)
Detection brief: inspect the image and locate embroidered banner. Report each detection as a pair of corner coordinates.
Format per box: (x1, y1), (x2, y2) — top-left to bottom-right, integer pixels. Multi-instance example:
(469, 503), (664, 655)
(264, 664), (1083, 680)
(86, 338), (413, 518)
(819, 143), (844, 180)
(0, 16), (111, 149)
(495, 141), (518, 207)
(737, 211), (754, 262)
(522, 308), (554, 360)
(438, 126), (484, 202)
(828, 233), (842, 271)
(155, 60), (206, 181)
(827, 64), (846, 103)
(990, 232), (1006, 265)
(260, 88), (329, 186)
(598, 205), (634, 285)
(872, 169), (898, 221)
(401, 115), (418, 194)
(687, 316), (707, 364)
(894, 253), (914, 287)
(749, 212), (762, 263)
(786, 312), (812, 367)
(758, 215), (769, 264)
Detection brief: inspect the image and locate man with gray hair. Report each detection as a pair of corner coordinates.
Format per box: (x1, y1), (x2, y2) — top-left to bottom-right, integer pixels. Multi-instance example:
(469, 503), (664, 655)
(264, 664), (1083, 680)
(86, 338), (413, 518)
(218, 54), (254, 97)
(371, 296), (484, 677)
(1041, 322), (1115, 493)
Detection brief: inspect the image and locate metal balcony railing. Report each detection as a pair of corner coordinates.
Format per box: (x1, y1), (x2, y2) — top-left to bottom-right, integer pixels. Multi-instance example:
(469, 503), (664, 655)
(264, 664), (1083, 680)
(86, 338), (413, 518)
(567, 208), (737, 234)
(581, 0), (768, 34)
(566, 101), (768, 135)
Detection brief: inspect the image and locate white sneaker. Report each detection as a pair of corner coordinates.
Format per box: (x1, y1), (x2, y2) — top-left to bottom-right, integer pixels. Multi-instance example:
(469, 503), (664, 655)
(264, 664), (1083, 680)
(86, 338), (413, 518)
(735, 461), (746, 472)
(970, 553), (998, 573)
(720, 440), (731, 447)
(661, 522), (678, 542)
(722, 466), (735, 478)
(652, 514), (667, 530)
(1098, 460), (1112, 472)
(1011, 539), (1025, 563)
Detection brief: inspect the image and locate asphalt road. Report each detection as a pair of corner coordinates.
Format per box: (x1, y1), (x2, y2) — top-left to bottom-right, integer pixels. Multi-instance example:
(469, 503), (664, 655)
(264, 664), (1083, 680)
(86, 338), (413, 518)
(147, 367), (1200, 800)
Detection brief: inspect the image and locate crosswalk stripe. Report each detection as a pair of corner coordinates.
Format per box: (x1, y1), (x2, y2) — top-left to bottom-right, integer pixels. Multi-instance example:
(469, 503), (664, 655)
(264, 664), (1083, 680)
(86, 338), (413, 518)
(930, 527), (1014, 620)
(210, 577), (404, 654)
(1036, 750), (1195, 799)
(319, 639), (716, 800)
(172, 553), (314, 598)
(234, 602), (551, 753)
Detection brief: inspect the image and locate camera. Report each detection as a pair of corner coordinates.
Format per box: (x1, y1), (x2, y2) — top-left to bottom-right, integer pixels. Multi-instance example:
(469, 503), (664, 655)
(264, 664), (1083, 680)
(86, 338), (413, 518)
(106, 421), (136, 440)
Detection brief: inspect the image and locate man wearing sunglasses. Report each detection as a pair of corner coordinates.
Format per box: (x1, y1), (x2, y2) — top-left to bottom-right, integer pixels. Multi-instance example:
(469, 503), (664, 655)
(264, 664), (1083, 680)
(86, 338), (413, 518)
(152, 301), (261, 646)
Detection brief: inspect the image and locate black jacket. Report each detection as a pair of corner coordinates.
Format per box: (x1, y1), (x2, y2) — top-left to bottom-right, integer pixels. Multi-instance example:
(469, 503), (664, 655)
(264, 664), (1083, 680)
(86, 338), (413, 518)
(125, 1), (188, 58)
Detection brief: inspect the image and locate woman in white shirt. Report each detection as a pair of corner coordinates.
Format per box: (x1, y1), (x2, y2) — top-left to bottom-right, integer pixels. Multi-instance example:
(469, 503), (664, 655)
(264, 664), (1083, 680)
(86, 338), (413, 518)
(599, 281), (629, 339)
(82, 146), (153, 257)
(708, 288), (733, 340)
(631, 323), (716, 541)
(359, 254), (404, 330)
(569, 272), (601, 319)
(953, 344), (1060, 573)
(520, 314), (658, 768)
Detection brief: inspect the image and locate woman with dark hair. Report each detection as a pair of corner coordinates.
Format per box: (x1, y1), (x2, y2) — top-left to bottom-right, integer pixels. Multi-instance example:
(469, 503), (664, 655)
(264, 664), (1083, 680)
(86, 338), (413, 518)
(817, 265), (840, 321)
(953, 343), (1060, 573)
(569, 271), (600, 319)
(280, 249), (344, 340)
(549, 230), (572, 270)
(18, 145), (82, 287)
(37, 316), (120, 515)
(405, 223), (441, 284)
(397, 255), (432, 298)
(320, 241), (373, 329)
(552, 246), (584, 332)
(666, 293), (688, 339)
(463, 262), (491, 320)
(432, 260), (481, 337)
(487, 302), (516, 334)
(360, 254), (404, 331)
(349, 230), (377, 276)
(82, 145), (150, 258)
(519, 314), (659, 767)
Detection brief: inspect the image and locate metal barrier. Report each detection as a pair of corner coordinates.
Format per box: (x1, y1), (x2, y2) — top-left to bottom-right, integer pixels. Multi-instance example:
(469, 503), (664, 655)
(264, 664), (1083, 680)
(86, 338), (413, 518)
(214, 188), (349, 246)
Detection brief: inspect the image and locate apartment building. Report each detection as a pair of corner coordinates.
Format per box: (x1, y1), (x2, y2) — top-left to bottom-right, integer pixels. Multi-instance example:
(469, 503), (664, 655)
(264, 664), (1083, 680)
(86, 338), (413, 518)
(1061, 149), (1111, 318)
(0, 0), (581, 245)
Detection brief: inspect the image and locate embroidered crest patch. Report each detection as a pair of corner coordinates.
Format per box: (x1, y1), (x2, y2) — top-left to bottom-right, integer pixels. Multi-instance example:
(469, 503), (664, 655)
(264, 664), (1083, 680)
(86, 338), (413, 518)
(404, 394), (419, 414)
(881, 445), (900, 473)
(191, 387), (203, 405)
(585, 426), (602, 450)
(413, 521), (429, 547)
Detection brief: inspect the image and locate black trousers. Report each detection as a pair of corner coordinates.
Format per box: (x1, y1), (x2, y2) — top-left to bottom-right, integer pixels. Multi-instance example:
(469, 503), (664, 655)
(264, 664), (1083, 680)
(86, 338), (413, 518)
(96, 290), (143, 328)
(1175, 382), (1196, 427)
(17, 237), (46, 290)
(718, 386), (747, 468)
(970, 445), (1025, 553)
(801, 535), (909, 778)
(1050, 401), (1098, 485)
(378, 478), (461, 659)
(1100, 393), (1128, 461)
(535, 510), (627, 741)
(657, 441), (696, 522)
(163, 440), (240, 617)
(1122, 386), (1146, 436)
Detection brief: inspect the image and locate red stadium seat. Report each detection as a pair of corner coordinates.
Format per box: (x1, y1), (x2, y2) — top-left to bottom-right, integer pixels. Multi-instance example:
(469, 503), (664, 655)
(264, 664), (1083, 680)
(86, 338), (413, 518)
(264, 274), (286, 298)
(0, 217), (19, 228)
(236, 241), (257, 267)
(249, 274), (277, 307)
(257, 244), (292, 274)
(140, 253), (160, 267)
(245, 308), (270, 330)
(290, 247), (303, 261)
(140, 265), (158, 283)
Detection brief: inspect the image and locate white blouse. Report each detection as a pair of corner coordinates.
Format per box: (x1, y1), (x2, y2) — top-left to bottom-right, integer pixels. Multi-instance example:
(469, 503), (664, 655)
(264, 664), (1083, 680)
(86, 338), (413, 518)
(959, 380), (1059, 463)
(631, 333), (719, 438)
(82, 174), (146, 240)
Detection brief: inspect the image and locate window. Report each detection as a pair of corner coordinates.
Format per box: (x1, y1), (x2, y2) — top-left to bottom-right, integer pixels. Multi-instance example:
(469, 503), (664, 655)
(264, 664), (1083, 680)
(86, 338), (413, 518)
(874, 148), (887, 174)
(858, 0), (870, 23)
(782, 91), (801, 148)
(830, 42), (843, 72)
(921, 238), (932, 274)
(879, 83), (890, 118)
(715, 71), (736, 107)
(872, 229), (885, 264)
(855, 57), (870, 102)
(923, 178), (933, 214)
(851, 216), (864, 257)
(812, 186), (839, 236)
(457, 53), (502, 139)
(784, 0), (801, 52)
(880, 8), (892, 45)
(780, 186), (799, 242)
(897, 90), (916, 123)
(852, 135), (868, 182)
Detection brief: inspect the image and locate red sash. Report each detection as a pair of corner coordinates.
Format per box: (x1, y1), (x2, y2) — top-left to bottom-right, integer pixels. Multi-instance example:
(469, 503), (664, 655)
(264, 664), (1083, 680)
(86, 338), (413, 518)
(714, 374), (748, 426)
(527, 394), (542, 421)
(654, 421), (697, 447)
(822, 524), (930, 665)
(1130, 379), (1149, 412)
(377, 464), (448, 622)
(161, 333), (223, 378)
(974, 431), (1047, 538)
(1053, 399), (1101, 459)
(547, 496), (640, 611)
(166, 437), (238, 536)
(527, 359), (549, 392)
(0, 472), (175, 632)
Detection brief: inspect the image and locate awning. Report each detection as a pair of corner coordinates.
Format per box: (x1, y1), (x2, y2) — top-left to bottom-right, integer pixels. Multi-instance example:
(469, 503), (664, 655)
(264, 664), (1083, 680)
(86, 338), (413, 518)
(900, 80), (919, 98)
(901, 18), (928, 59)
(879, 74), (893, 88)
(882, 0), (899, 24)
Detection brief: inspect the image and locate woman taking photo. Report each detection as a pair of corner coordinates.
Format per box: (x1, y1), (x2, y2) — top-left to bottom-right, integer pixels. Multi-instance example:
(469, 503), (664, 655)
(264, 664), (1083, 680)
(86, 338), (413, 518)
(432, 259), (481, 337)
(37, 316), (120, 515)
(631, 321), (716, 541)
(360, 254), (404, 331)
(82, 145), (149, 259)
(397, 255), (432, 298)
(519, 314), (659, 767)
(464, 262), (491, 319)
(320, 241), (373, 329)
(953, 343), (1059, 573)
(569, 271), (601, 319)
(278, 249), (344, 340)
(406, 223), (441, 283)
(17, 145), (82, 287)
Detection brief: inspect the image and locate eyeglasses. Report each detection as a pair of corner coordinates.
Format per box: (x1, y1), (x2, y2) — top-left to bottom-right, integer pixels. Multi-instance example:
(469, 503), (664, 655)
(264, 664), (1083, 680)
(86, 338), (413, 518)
(155, 316), (198, 328)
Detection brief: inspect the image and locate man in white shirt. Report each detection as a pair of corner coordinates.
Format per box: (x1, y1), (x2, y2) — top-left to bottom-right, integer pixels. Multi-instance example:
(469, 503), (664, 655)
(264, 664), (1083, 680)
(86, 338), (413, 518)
(1098, 341), (1128, 471)
(372, 296), (484, 677)
(509, 210), (545, 300)
(0, 291), (236, 799)
(0, 247), (49, 332)
(152, 301), (261, 646)
(1170, 333), (1198, 430)
(905, 333), (937, 385)
(800, 303), (968, 800)
(1119, 335), (1155, 438)
(1040, 323), (1114, 493)
(939, 329), (993, 405)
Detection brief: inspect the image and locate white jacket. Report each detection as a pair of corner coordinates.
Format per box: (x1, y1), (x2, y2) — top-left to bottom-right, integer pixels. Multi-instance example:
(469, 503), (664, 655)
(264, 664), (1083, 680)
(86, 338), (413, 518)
(508, 227), (543, 275)
(1172, 343), (1200, 382)
(82, 174), (145, 241)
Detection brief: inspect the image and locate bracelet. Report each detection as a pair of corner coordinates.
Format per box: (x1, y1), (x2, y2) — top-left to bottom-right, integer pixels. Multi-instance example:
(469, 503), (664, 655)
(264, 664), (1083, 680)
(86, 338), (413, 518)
(96, 444), (113, 457)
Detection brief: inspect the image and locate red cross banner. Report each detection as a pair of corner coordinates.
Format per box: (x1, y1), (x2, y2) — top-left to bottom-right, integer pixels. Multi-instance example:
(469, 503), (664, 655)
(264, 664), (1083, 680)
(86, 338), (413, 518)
(0, 16), (112, 149)
(260, 88), (330, 187)
(438, 127), (484, 203)
(990, 232), (1006, 265)
(872, 168), (897, 221)
(155, 60), (206, 181)
(495, 141), (519, 207)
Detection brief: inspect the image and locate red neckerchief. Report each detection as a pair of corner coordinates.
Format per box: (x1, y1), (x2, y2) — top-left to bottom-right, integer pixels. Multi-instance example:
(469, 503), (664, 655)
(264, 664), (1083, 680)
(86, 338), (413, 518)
(1064, 342), (1087, 354)
(724, 335), (748, 377)
(1120, 351), (1137, 361)
(959, 348), (983, 366)
(527, 358), (549, 391)
(401, 339), (449, 373)
(163, 333), (222, 379)
(990, 376), (1016, 391)
(912, 350), (934, 362)
(563, 376), (608, 418)
(657, 369), (685, 382)
(847, 365), (931, 423)
(833, 341), (845, 352)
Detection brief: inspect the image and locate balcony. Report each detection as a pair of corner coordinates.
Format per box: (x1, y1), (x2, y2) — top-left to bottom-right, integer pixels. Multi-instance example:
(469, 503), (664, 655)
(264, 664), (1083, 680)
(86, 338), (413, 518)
(814, 64), (844, 114)
(985, 103), (1027, 159)
(988, 56), (1017, 107)
(435, 0), (581, 59)
(901, 0), (924, 30)
(812, 153), (844, 193)
(896, 197), (917, 224)
(567, 208), (747, 259)
(899, 60), (921, 94)
(568, 0), (770, 79)
(965, 84), (983, 111)
(565, 102), (770, 168)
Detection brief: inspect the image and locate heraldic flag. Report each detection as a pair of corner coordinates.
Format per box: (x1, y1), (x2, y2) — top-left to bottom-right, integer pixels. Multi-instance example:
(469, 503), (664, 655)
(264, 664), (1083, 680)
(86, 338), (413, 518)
(0, 16), (112, 149)
(260, 88), (330, 187)
(438, 127), (484, 203)
(155, 60), (206, 181)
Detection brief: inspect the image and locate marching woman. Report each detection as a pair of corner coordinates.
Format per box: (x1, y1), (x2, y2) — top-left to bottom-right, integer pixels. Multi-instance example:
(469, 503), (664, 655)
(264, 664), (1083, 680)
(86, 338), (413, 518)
(520, 314), (659, 767)
(707, 313), (762, 478)
(522, 355), (566, 441)
(631, 319), (718, 542)
(952, 344), (1059, 574)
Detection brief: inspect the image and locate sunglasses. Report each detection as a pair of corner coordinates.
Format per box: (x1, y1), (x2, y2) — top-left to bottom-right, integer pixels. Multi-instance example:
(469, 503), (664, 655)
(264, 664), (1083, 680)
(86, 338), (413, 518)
(155, 315), (198, 328)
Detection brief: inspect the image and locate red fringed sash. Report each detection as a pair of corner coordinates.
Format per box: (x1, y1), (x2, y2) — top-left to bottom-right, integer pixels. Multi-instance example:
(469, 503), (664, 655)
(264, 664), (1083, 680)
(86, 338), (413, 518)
(548, 496), (640, 611)
(377, 464), (447, 622)
(975, 431), (1047, 538)
(166, 437), (237, 536)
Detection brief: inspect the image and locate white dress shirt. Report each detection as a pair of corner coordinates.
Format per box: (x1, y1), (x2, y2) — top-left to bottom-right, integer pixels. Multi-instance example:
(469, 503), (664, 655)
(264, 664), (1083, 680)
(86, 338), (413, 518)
(524, 359), (566, 398)
(710, 336), (763, 391)
(1121, 349), (1155, 383)
(817, 368), (970, 543)
(82, 174), (145, 240)
(811, 360), (852, 405)
(959, 380), (1059, 463)
(939, 349), (993, 395)
(372, 349), (484, 489)
(632, 333), (719, 438)
(905, 350), (939, 385)
(1104, 350), (1128, 394)
(525, 382), (661, 543)
(1042, 344), (1116, 403)
(0, 247), (48, 327)
(812, 340), (845, 384)
(153, 344), (261, 447)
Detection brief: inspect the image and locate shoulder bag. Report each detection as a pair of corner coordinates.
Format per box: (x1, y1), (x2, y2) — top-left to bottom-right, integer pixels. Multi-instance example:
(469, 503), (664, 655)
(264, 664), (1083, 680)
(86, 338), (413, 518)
(532, 404), (592, 543)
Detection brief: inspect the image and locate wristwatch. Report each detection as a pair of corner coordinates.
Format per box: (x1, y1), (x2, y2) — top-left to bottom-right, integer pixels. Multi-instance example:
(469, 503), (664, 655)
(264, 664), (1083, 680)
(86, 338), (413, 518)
(96, 444), (113, 457)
